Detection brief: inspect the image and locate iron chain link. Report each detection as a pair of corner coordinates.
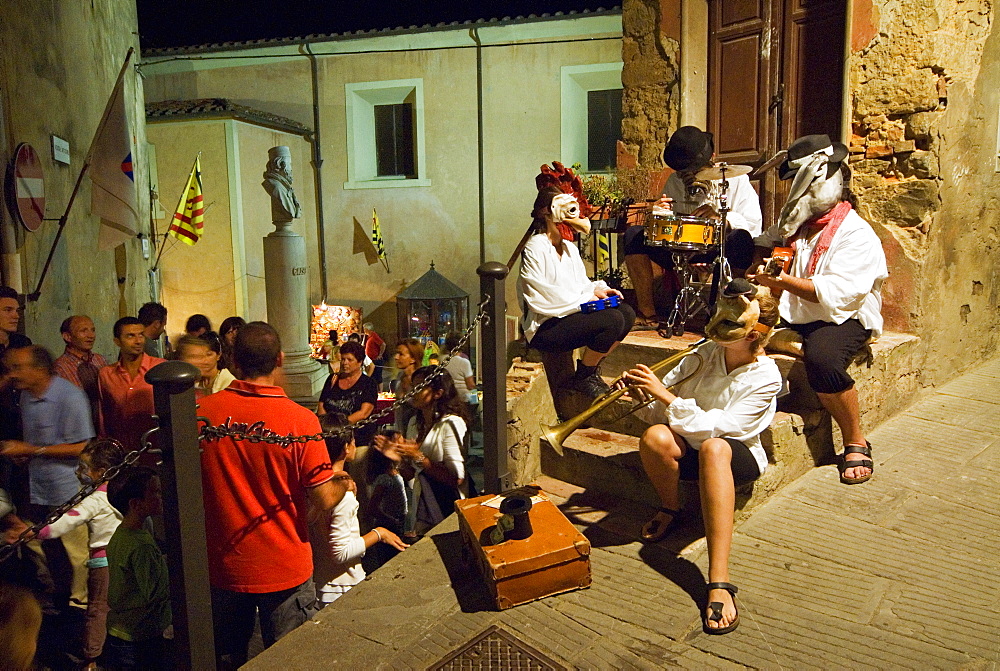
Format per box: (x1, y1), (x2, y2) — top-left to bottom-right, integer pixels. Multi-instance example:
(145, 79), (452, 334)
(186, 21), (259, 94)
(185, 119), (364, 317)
(198, 296), (491, 447)
(0, 432), (157, 562)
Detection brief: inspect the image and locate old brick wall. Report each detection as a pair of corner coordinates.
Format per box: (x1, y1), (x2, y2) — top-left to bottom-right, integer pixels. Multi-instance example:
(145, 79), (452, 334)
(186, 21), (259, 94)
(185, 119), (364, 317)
(620, 0), (681, 167)
(848, 0), (999, 384)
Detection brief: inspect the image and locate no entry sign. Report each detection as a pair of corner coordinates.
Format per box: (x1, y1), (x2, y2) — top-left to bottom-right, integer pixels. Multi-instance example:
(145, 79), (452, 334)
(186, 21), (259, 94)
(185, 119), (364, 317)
(7, 143), (45, 232)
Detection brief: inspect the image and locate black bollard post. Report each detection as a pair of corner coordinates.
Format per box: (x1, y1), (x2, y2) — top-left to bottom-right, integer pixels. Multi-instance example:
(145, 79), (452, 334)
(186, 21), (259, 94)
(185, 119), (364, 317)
(146, 361), (215, 669)
(477, 261), (512, 494)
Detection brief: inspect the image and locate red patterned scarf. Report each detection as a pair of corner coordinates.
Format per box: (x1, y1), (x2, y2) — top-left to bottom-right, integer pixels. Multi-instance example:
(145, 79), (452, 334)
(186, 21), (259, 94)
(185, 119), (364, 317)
(796, 201), (852, 274)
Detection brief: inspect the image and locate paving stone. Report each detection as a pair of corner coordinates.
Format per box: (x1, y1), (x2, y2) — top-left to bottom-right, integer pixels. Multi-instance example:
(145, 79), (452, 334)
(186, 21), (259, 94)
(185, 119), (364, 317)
(903, 395), (1000, 433)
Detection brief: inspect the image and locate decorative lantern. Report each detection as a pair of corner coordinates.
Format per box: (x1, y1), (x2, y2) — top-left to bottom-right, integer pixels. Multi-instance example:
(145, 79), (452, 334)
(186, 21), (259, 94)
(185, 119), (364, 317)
(396, 262), (469, 350)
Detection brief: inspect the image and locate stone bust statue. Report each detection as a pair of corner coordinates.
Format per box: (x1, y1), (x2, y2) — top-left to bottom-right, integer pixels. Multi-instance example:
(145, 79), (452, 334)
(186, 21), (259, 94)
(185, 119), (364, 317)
(262, 146), (302, 224)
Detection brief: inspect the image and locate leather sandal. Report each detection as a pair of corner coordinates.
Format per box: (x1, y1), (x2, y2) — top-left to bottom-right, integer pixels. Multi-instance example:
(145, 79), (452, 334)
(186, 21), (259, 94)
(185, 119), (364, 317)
(632, 313), (658, 331)
(640, 506), (681, 542)
(839, 441), (874, 485)
(704, 582), (740, 635)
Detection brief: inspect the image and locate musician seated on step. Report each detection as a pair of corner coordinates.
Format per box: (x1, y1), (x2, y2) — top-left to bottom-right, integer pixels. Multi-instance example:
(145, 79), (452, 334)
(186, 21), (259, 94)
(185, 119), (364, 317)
(620, 283), (781, 635)
(517, 186), (636, 399)
(747, 134), (888, 486)
(624, 126), (763, 329)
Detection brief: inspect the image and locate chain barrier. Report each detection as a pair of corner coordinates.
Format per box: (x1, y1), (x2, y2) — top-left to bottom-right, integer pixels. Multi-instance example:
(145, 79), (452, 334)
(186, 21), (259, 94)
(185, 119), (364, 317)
(0, 432), (157, 563)
(198, 296), (492, 447)
(0, 298), (491, 561)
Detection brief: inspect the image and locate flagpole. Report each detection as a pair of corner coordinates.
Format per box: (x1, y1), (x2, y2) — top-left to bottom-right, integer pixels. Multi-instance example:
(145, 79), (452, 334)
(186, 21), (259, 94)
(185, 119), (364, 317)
(153, 153), (200, 272)
(27, 47), (135, 302)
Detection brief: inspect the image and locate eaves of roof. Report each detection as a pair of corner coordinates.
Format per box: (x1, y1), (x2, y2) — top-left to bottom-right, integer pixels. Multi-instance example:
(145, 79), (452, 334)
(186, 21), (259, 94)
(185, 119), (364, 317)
(145, 98), (312, 136)
(141, 6), (622, 58)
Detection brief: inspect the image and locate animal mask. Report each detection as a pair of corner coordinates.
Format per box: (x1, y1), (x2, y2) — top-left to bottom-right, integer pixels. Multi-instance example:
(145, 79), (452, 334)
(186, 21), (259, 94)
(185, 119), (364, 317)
(705, 279), (768, 344)
(550, 193), (591, 235)
(776, 151), (844, 239)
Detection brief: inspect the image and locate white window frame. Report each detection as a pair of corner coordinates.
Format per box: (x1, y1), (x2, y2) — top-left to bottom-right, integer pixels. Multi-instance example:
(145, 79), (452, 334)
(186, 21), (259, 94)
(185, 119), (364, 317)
(344, 78), (430, 189)
(560, 62), (624, 173)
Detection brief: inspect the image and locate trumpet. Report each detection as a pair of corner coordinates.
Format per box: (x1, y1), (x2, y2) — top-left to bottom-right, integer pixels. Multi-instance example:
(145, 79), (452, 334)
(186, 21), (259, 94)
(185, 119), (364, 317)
(540, 339), (707, 455)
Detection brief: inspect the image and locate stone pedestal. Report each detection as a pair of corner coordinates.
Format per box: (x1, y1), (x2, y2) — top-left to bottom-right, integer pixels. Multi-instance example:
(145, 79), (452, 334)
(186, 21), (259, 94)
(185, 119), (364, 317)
(263, 222), (325, 401)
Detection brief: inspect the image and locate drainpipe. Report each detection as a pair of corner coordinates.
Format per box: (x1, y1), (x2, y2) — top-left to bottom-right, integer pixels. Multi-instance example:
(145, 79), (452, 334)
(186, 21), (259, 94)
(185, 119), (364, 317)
(471, 28), (486, 265)
(0, 91), (23, 292)
(304, 43), (329, 299)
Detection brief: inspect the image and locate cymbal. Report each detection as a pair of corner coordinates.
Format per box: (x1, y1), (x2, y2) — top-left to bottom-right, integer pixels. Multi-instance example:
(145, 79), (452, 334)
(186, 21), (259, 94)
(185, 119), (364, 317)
(694, 163), (753, 181)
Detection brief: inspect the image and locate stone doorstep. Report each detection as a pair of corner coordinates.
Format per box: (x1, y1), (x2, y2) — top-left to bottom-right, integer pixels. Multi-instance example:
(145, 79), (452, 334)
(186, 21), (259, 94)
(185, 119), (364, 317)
(540, 412), (827, 521)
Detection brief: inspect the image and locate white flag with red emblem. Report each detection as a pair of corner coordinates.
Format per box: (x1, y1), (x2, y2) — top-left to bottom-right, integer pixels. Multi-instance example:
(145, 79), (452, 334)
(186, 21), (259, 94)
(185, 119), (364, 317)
(88, 74), (138, 250)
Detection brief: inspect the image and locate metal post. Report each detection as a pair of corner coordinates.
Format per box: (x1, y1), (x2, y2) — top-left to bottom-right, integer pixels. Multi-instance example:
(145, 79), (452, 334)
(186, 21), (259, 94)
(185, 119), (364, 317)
(146, 361), (215, 669)
(477, 261), (511, 494)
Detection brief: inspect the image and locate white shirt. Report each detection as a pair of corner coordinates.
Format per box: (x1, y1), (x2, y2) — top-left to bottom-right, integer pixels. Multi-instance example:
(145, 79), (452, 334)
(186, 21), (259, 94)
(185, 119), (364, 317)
(663, 172), (763, 237)
(406, 414), (467, 526)
(38, 485), (122, 552)
(318, 490), (366, 601)
(755, 208), (888, 336)
(517, 233), (608, 343)
(445, 355), (474, 397)
(636, 341), (782, 475)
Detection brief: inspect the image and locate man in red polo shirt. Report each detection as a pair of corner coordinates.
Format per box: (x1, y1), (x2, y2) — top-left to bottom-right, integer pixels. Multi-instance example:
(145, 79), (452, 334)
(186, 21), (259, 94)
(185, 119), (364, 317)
(97, 317), (165, 454)
(197, 321), (348, 670)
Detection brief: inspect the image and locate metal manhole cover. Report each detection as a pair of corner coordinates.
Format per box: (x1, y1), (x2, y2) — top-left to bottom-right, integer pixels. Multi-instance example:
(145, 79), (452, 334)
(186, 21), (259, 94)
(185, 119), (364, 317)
(428, 625), (568, 670)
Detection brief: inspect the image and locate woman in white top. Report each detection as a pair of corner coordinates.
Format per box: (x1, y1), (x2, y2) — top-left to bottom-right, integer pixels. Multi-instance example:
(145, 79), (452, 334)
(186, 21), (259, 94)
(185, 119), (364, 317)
(517, 187), (636, 398)
(175, 333), (236, 397)
(375, 366), (468, 534)
(313, 413), (407, 605)
(625, 290), (781, 636)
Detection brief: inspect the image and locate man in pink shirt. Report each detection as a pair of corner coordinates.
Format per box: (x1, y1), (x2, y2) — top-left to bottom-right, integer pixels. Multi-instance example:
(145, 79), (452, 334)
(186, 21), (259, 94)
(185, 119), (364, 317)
(97, 317), (165, 455)
(53, 315), (108, 429)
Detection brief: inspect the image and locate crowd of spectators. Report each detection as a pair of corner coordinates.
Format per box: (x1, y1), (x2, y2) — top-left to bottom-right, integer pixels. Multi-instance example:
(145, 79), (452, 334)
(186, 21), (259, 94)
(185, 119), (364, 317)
(0, 291), (476, 670)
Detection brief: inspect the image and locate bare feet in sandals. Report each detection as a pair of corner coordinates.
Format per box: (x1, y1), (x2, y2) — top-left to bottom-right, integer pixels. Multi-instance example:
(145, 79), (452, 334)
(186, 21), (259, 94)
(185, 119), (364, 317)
(704, 583), (739, 634)
(633, 313), (658, 331)
(839, 441), (874, 484)
(640, 507), (680, 542)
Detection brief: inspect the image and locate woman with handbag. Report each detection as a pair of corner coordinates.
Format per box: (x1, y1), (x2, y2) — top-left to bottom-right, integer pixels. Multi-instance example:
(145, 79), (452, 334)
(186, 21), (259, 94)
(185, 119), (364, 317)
(374, 366), (468, 535)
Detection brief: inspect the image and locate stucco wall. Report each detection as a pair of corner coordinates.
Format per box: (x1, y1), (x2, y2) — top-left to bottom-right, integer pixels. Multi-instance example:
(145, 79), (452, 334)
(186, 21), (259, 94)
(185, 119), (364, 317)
(848, 0), (999, 384)
(141, 15), (622, 344)
(0, 0), (151, 358)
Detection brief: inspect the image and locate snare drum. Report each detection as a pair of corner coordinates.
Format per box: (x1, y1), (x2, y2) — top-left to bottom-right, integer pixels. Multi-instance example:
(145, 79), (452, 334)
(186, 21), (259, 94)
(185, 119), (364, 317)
(646, 214), (717, 251)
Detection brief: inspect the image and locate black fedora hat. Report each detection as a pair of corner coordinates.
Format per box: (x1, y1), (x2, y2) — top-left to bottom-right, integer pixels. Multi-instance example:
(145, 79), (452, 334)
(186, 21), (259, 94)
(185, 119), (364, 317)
(778, 134), (849, 180)
(663, 126), (714, 172)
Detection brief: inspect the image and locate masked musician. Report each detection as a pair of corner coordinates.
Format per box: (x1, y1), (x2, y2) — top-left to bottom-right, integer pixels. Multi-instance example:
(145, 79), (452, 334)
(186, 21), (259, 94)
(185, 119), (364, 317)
(624, 281), (781, 635)
(518, 186), (636, 398)
(624, 126), (763, 328)
(748, 134), (888, 485)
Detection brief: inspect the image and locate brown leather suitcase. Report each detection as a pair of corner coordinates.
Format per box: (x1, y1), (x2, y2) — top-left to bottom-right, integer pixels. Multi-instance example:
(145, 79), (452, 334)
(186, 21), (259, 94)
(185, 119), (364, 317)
(455, 488), (591, 610)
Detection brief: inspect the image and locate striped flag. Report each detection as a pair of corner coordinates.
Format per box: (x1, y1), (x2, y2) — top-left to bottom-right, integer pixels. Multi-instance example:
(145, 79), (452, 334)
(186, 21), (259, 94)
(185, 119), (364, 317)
(597, 232), (611, 270)
(88, 73), (138, 250)
(167, 157), (204, 245)
(372, 208), (389, 272)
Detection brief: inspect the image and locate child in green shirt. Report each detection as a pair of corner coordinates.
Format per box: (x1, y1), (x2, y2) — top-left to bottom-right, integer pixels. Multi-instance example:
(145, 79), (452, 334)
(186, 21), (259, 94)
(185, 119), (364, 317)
(105, 467), (172, 669)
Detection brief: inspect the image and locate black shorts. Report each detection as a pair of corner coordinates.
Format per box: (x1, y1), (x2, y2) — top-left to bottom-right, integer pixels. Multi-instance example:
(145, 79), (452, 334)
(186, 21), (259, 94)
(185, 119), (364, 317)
(529, 303), (636, 354)
(677, 436), (761, 486)
(787, 319), (871, 394)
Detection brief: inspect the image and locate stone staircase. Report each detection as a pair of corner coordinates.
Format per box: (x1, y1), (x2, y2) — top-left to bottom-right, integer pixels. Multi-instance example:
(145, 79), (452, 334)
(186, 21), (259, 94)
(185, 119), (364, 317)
(507, 330), (921, 521)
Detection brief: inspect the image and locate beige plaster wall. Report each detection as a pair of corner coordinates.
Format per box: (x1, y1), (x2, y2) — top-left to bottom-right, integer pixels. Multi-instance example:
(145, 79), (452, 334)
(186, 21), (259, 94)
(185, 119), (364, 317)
(147, 120), (237, 337)
(141, 16), (622, 344)
(0, 0), (152, 358)
(847, 0), (1000, 384)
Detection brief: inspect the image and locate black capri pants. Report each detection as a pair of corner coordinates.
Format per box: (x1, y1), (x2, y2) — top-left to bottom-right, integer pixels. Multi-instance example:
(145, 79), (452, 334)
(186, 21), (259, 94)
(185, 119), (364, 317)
(529, 303), (636, 354)
(678, 437), (761, 486)
(788, 319), (871, 394)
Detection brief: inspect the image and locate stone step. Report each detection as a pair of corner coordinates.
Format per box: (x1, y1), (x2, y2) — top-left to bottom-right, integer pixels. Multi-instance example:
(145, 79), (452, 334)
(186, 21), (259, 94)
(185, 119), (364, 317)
(539, 412), (830, 521)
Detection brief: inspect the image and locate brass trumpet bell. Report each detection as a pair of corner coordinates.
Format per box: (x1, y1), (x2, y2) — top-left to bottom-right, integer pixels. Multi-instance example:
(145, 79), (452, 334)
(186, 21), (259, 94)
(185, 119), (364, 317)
(540, 339), (707, 455)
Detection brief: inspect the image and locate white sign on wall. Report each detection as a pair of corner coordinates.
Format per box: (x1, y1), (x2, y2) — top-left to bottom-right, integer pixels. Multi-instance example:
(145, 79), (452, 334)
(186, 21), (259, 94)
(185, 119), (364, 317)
(51, 135), (70, 165)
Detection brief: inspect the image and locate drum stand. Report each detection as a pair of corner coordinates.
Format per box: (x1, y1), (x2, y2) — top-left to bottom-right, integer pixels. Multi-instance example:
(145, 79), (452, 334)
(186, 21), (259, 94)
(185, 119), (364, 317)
(663, 163), (733, 337)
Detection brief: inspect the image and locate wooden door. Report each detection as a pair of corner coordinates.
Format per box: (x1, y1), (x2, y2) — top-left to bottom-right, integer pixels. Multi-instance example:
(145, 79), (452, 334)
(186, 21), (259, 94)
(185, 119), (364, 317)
(707, 0), (845, 227)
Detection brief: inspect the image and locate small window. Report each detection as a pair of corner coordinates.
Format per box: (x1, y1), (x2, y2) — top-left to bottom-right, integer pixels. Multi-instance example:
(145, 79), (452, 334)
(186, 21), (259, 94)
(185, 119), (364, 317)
(587, 88), (623, 172)
(375, 102), (415, 178)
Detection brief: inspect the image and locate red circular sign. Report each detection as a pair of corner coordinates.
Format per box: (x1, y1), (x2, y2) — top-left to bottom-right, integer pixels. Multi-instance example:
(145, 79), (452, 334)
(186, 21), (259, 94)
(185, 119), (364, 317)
(10, 143), (45, 232)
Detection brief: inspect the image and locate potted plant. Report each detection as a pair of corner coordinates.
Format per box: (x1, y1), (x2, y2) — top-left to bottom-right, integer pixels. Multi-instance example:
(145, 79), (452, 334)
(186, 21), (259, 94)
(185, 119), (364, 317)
(573, 164), (658, 232)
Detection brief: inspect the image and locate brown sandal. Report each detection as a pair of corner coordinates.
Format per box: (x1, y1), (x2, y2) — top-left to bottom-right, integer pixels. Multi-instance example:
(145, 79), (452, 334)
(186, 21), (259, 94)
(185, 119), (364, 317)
(640, 506), (681, 542)
(632, 313), (658, 331)
(839, 441), (874, 485)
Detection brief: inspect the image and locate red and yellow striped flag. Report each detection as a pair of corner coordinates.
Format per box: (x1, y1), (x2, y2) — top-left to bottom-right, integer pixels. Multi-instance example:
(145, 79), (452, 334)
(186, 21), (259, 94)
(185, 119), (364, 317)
(167, 156), (204, 245)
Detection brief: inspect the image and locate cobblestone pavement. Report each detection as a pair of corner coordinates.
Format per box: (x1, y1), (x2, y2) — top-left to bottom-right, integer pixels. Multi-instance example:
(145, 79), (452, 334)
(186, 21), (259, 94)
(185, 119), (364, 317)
(247, 360), (1000, 670)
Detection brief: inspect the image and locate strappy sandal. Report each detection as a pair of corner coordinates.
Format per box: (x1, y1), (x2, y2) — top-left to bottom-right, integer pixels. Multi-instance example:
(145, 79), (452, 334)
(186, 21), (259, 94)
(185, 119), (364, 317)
(632, 313), (658, 331)
(704, 582), (740, 634)
(839, 441), (874, 485)
(640, 506), (681, 542)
